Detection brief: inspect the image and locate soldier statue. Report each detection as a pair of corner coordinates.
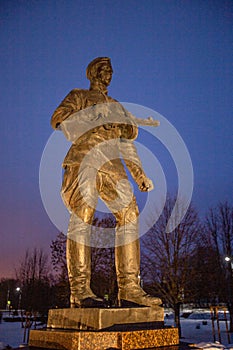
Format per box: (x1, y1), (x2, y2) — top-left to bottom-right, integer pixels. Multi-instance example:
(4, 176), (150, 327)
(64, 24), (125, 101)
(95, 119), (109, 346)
(51, 57), (161, 308)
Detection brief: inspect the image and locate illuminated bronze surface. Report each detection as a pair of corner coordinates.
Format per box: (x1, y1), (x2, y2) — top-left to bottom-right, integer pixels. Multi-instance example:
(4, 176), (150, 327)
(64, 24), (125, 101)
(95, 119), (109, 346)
(47, 306), (164, 330)
(51, 57), (160, 308)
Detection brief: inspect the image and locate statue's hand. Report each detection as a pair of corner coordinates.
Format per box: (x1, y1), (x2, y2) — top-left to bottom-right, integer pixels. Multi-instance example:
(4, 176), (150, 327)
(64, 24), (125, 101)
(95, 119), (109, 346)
(138, 176), (154, 192)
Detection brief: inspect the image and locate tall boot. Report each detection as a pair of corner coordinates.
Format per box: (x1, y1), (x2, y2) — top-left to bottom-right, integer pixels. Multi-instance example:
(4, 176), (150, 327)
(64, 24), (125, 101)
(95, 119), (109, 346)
(115, 230), (162, 307)
(66, 214), (104, 308)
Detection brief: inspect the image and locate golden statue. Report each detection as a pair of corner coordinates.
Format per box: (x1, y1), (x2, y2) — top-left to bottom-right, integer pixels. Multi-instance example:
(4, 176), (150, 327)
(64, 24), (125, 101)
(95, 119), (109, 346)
(51, 57), (161, 308)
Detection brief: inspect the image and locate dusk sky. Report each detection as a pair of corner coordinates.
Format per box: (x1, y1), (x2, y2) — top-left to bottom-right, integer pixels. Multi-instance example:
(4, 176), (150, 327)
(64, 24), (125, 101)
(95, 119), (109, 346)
(0, 0), (232, 278)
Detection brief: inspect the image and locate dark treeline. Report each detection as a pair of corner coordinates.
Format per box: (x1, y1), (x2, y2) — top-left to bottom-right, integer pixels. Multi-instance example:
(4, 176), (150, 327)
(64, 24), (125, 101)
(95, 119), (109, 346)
(0, 197), (232, 337)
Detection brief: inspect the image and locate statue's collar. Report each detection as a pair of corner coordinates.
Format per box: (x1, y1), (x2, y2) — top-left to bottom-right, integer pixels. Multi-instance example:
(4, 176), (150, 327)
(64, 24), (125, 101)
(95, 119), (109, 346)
(89, 81), (108, 95)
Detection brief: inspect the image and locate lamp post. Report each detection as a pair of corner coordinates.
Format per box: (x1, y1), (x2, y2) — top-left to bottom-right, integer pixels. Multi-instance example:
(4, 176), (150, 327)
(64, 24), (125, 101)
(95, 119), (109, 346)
(225, 256), (233, 270)
(16, 287), (22, 311)
(6, 289), (10, 313)
(225, 256), (233, 336)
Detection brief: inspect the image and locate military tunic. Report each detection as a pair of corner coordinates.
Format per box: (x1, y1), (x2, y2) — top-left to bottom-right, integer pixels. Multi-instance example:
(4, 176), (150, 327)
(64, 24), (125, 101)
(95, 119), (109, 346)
(51, 88), (147, 228)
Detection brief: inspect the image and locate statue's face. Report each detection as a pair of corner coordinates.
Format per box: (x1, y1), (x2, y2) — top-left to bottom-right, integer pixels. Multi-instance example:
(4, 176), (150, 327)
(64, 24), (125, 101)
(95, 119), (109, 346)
(98, 64), (113, 86)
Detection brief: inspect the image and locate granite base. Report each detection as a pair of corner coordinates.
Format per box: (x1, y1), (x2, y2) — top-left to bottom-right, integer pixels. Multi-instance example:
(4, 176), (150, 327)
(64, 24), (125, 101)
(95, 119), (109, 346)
(29, 326), (179, 350)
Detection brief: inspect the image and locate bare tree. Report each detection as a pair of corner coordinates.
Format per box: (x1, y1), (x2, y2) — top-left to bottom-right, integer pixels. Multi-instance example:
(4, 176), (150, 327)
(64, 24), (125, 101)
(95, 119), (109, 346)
(15, 248), (51, 313)
(16, 248), (49, 282)
(50, 216), (118, 306)
(50, 232), (69, 307)
(187, 244), (223, 306)
(205, 201), (233, 331)
(0, 278), (18, 310)
(141, 196), (201, 337)
(91, 216), (117, 303)
(51, 232), (67, 276)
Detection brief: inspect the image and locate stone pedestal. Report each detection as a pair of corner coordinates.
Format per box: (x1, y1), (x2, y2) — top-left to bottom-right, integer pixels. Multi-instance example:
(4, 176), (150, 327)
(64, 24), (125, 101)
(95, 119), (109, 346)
(29, 327), (179, 350)
(47, 306), (164, 330)
(29, 307), (179, 349)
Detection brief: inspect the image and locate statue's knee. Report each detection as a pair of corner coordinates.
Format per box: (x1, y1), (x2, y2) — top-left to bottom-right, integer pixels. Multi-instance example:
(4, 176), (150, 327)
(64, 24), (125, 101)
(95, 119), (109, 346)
(73, 205), (95, 225)
(117, 205), (139, 226)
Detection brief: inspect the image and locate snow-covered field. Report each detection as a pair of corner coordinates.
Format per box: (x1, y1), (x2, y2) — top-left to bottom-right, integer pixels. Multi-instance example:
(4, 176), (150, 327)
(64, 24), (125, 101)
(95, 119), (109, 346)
(0, 311), (44, 349)
(0, 309), (232, 349)
(0, 321), (26, 348)
(165, 310), (233, 349)
(165, 315), (232, 346)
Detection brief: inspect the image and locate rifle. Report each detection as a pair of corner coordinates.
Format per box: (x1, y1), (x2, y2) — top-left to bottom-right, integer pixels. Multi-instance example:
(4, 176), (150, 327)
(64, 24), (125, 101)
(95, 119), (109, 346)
(132, 116), (160, 127)
(59, 104), (160, 142)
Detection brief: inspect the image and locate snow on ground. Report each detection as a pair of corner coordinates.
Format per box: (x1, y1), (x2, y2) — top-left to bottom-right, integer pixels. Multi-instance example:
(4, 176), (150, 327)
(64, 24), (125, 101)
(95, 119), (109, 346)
(165, 309), (233, 348)
(0, 320), (28, 348)
(0, 309), (232, 349)
(0, 311), (43, 349)
(165, 317), (231, 345)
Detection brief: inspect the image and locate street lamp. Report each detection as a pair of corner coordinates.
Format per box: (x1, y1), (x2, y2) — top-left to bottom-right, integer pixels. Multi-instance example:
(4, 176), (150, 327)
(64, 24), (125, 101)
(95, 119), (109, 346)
(225, 255), (233, 338)
(16, 287), (22, 311)
(225, 256), (233, 270)
(6, 289), (10, 313)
